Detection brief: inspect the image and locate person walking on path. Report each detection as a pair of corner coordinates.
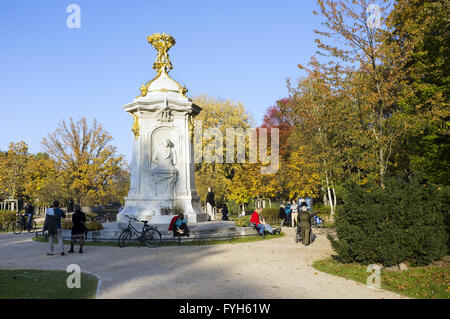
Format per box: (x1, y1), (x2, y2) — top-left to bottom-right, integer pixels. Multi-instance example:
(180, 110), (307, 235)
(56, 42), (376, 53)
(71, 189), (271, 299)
(298, 200), (311, 245)
(206, 186), (216, 221)
(68, 205), (86, 254)
(291, 199), (298, 228)
(45, 201), (66, 256)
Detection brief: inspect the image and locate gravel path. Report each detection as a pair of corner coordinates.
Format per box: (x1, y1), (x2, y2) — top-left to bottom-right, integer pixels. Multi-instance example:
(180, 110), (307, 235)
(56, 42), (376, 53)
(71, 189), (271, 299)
(0, 228), (405, 299)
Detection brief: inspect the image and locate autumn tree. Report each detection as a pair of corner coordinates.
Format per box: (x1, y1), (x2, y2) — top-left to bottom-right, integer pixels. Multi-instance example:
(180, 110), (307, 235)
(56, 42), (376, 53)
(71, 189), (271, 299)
(287, 75), (346, 213)
(0, 142), (29, 200)
(192, 95), (252, 204)
(311, 0), (400, 187)
(42, 117), (126, 206)
(23, 152), (65, 207)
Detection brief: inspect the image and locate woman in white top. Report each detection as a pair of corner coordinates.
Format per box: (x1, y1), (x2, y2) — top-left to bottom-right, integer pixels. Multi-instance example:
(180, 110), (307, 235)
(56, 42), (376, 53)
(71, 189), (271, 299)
(291, 199), (298, 228)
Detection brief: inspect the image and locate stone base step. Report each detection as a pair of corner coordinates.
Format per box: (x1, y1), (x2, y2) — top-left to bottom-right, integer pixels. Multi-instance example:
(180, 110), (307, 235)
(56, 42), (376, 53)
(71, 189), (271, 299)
(61, 221), (258, 242)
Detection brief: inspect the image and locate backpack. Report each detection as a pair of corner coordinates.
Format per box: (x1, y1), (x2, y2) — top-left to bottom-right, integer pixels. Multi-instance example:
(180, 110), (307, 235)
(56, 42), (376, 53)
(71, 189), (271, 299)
(168, 216), (178, 231)
(44, 213), (57, 235)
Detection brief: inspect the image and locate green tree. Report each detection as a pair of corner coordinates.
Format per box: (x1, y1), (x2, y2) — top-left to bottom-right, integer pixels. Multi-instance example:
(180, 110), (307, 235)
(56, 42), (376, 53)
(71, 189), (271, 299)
(384, 0), (450, 185)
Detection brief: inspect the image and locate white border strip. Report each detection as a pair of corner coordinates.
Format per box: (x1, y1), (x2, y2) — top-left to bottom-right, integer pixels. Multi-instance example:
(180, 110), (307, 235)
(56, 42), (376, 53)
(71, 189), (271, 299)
(84, 271), (102, 299)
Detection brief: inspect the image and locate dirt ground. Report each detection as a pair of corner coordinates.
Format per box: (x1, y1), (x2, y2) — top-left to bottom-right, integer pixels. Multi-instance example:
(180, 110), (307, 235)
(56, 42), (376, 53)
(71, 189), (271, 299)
(0, 227), (405, 299)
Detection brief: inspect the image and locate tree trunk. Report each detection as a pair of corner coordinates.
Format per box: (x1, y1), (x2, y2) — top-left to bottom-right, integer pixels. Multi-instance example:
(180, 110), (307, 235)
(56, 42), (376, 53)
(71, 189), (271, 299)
(325, 170), (334, 215)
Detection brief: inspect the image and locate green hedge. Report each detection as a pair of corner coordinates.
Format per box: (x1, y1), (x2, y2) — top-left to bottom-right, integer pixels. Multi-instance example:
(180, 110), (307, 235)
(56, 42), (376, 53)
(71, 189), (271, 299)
(328, 178), (448, 267)
(261, 207), (280, 222)
(0, 210), (17, 230)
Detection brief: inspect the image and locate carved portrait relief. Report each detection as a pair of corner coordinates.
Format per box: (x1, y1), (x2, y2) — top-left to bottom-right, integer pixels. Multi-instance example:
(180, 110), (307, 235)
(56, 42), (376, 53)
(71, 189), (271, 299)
(150, 127), (179, 197)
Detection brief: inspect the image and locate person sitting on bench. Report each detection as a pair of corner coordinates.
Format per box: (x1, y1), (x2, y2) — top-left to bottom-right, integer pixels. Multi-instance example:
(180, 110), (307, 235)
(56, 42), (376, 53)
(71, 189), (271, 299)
(250, 208), (277, 235)
(172, 213), (190, 237)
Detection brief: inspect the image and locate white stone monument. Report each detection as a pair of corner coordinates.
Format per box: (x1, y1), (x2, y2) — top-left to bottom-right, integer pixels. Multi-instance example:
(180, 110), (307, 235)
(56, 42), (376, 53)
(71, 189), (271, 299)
(117, 33), (208, 226)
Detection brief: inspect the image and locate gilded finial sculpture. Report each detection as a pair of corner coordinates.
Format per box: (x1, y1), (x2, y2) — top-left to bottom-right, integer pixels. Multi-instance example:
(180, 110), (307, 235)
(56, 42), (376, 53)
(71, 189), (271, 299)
(138, 33), (188, 98)
(147, 33), (176, 73)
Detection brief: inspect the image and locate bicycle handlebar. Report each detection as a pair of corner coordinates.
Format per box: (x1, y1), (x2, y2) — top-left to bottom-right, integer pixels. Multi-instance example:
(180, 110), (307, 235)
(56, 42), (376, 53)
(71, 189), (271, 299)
(125, 214), (143, 223)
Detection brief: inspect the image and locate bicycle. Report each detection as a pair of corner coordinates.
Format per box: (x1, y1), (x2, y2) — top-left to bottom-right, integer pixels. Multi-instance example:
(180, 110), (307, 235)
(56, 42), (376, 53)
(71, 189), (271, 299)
(118, 215), (161, 248)
(12, 214), (37, 234)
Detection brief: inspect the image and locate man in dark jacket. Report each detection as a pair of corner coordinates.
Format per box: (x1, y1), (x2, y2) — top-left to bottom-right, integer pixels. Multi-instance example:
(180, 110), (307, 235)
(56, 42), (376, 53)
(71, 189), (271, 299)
(46, 201), (66, 256)
(221, 203), (229, 221)
(24, 202), (34, 231)
(279, 202), (286, 226)
(206, 186), (215, 221)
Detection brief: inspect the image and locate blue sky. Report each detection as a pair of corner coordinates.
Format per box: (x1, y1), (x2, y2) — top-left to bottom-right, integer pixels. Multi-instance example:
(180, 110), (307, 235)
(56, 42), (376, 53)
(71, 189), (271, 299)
(0, 0), (321, 162)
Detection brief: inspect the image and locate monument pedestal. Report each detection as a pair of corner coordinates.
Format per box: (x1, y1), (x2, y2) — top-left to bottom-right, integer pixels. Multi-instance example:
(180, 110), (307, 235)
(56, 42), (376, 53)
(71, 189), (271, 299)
(117, 33), (208, 227)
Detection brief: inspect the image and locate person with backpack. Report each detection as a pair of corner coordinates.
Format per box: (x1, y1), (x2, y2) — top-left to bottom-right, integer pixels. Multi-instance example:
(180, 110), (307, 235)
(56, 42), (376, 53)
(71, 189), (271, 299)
(44, 200), (66, 256)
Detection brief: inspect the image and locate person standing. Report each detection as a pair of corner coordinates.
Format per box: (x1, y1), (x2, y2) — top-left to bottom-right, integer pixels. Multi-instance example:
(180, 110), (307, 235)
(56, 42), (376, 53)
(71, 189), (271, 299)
(278, 202), (286, 226)
(291, 199), (298, 228)
(68, 205), (86, 254)
(221, 203), (229, 221)
(24, 202), (34, 231)
(46, 201), (66, 256)
(206, 186), (216, 221)
(298, 200), (312, 245)
(285, 201), (292, 227)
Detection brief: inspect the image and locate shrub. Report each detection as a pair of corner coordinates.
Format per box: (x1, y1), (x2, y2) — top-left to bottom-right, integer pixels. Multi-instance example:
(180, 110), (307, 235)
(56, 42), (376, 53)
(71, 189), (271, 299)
(61, 220), (103, 231)
(234, 215), (251, 227)
(86, 221), (103, 231)
(0, 210), (17, 230)
(261, 207), (280, 224)
(328, 178), (448, 267)
(314, 203), (331, 215)
(62, 220), (73, 230)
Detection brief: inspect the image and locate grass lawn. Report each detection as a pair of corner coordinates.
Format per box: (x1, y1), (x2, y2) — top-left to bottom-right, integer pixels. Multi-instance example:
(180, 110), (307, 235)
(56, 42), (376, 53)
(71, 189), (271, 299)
(0, 269), (98, 299)
(312, 258), (450, 299)
(32, 232), (285, 247)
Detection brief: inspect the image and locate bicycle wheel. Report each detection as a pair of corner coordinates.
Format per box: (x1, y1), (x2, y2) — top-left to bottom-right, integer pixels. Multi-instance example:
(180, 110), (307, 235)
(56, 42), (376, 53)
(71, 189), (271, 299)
(118, 229), (132, 247)
(28, 221), (37, 233)
(142, 228), (161, 248)
(12, 222), (23, 234)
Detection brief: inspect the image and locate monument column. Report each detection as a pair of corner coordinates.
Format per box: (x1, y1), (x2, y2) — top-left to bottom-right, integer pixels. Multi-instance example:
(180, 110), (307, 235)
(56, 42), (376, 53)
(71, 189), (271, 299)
(117, 33), (208, 227)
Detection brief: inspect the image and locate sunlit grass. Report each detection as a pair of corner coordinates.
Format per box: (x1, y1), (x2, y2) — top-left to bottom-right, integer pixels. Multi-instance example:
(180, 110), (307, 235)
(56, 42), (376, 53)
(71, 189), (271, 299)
(312, 258), (450, 299)
(0, 269), (98, 299)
